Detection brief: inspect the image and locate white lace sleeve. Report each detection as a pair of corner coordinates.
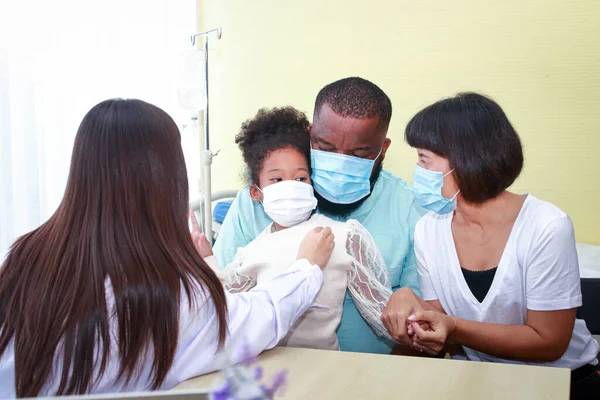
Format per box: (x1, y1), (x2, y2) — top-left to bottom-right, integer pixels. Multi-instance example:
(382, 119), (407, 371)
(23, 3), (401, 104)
(216, 248), (257, 293)
(345, 219), (393, 340)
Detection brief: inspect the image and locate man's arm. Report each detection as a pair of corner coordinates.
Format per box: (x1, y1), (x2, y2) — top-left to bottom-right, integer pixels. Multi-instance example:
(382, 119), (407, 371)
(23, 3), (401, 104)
(397, 199), (427, 294)
(213, 187), (272, 268)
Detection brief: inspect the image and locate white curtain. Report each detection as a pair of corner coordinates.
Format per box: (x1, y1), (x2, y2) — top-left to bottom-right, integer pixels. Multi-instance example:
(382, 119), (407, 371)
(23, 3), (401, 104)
(0, 0), (202, 260)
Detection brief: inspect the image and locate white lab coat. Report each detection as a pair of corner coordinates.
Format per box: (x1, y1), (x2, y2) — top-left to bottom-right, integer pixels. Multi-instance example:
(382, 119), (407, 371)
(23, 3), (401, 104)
(0, 259), (323, 397)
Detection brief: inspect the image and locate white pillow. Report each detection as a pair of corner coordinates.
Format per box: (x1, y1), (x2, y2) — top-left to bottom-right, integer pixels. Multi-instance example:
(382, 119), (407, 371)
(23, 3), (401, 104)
(576, 243), (600, 278)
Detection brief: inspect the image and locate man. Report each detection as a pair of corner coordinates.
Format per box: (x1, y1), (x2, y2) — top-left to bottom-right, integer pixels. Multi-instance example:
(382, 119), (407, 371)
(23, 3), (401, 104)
(214, 77), (425, 354)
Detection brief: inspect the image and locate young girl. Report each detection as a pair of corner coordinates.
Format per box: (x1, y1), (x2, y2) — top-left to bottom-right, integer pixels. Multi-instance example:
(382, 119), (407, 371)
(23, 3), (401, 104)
(194, 106), (392, 350)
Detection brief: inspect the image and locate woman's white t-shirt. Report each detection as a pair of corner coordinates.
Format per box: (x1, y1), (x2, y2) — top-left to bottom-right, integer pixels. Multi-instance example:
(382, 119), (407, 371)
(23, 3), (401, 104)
(415, 194), (599, 369)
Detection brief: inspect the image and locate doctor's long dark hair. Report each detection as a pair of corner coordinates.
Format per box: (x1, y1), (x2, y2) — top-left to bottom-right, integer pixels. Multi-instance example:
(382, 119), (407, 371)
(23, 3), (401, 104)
(0, 99), (228, 397)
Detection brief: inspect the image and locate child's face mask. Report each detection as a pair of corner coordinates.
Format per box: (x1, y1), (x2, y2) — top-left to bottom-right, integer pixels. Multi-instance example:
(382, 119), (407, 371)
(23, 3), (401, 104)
(257, 180), (317, 228)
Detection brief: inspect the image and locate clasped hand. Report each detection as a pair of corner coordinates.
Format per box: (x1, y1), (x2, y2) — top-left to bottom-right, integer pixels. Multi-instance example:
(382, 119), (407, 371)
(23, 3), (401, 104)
(381, 287), (456, 356)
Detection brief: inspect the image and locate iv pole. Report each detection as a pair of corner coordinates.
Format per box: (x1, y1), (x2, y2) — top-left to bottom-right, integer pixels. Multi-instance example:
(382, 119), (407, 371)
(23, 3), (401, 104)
(190, 28), (222, 237)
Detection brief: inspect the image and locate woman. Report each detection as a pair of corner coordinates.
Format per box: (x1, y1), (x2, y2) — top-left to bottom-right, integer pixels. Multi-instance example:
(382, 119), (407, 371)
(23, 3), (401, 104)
(195, 106), (392, 350)
(0, 99), (334, 397)
(382, 93), (599, 398)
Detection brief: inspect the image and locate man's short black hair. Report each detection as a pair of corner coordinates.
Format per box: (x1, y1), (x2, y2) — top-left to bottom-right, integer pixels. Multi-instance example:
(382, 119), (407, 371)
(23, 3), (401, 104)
(405, 92), (524, 204)
(314, 77), (392, 130)
(235, 106), (311, 185)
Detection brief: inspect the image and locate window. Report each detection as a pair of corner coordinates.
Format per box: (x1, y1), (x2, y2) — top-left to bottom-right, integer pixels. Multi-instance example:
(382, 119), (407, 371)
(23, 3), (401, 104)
(0, 0), (200, 259)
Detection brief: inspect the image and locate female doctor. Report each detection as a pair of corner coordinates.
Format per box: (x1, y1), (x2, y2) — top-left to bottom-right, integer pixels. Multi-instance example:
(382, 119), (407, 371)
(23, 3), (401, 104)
(0, 99), (333, 398)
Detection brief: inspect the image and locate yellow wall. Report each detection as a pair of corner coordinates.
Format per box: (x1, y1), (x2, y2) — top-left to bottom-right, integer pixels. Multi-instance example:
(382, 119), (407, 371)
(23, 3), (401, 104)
(199, 0), (600, 244)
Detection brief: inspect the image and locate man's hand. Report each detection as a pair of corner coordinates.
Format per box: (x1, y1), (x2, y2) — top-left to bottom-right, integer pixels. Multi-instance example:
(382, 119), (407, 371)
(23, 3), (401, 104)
(381, 287), (424, 345)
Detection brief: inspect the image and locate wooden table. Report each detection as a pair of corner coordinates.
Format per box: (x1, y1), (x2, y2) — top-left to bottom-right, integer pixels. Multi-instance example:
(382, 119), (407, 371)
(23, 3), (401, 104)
(173, 347), (570, 399)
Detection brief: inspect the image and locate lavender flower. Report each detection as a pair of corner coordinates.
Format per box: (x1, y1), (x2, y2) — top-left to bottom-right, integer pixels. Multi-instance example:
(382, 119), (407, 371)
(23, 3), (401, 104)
(262, 370), (288, 397)
(209, 341), (289, 400)
(211, 381), (232, 400)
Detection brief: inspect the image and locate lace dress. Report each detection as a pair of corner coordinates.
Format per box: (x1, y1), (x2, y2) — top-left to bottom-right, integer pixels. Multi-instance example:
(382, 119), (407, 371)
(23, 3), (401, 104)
(205, 214), (392, 350)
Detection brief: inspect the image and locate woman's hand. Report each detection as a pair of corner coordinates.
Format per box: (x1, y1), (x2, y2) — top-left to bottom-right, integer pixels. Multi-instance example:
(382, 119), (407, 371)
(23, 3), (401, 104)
(407, 320), (431, 336)
(381, 287), (425, 345)
(190, 210), (214, 258)
(297, 227), (335, 269)
(409, 311), (456, 356)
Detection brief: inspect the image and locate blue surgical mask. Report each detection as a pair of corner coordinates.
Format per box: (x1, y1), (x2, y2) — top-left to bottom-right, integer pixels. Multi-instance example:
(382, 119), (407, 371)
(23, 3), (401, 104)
(310, 148), (381, 204)
(413, 164), (460, 214)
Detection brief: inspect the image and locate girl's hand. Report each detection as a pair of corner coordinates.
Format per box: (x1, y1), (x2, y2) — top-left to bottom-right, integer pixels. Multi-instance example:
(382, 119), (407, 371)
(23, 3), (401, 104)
(407, 320), (431, 336)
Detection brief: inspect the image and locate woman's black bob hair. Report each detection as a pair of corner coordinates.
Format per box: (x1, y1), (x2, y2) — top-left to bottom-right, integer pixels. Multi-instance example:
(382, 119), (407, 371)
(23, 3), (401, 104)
(405, 92), (524, 204)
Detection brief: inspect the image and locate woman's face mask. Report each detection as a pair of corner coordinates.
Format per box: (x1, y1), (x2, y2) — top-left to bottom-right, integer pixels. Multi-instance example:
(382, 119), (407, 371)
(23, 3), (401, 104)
(257, 180), (318, 228)
(413, 164), (460, 215)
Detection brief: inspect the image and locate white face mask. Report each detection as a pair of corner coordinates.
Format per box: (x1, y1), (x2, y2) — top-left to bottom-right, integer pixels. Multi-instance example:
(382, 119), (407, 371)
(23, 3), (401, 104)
(257, 180), (318, 228)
